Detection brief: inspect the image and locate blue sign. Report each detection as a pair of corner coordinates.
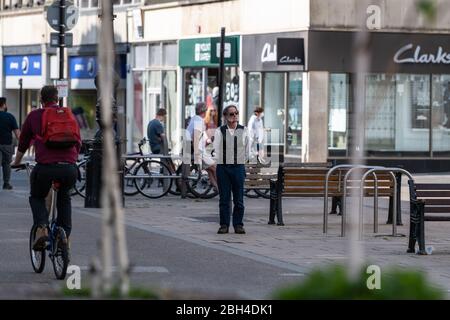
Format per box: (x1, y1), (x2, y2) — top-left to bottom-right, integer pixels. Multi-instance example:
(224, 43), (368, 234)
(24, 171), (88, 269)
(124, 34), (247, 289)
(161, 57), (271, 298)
(69, 56), (97, 79)
(69, 55), (126, 79)
(4, 55), (42, 76)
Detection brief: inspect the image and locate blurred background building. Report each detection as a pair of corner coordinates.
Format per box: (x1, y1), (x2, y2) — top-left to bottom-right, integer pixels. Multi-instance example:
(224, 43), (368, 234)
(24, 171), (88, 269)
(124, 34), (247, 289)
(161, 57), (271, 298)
(1, 0), (450, 172)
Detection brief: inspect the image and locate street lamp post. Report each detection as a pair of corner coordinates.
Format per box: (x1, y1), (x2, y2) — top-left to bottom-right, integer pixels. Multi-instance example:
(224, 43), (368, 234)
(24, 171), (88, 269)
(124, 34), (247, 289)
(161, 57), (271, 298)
(84, 3), (123, 208)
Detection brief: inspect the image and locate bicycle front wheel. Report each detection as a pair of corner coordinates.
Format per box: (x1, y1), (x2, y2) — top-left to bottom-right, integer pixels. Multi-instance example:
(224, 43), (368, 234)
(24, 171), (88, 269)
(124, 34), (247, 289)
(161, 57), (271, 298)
(134, 160), (172, 199)
(186, 165), (218, 199)
(52, 227), (69, 280)
(29, 225), (46, 273)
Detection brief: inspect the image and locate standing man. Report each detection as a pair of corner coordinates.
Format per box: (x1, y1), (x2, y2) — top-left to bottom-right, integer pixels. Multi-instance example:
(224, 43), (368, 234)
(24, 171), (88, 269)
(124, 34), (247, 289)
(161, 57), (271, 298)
(213, 105), (249, 234)
(147, 108), (167, 154)
(0, 97), (20, 190)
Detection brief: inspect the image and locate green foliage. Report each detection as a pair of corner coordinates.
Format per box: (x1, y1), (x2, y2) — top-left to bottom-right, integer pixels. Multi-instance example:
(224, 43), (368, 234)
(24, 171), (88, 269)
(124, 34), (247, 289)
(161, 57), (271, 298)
(273, 265), (445, 300)
(417, 0), (437, 22)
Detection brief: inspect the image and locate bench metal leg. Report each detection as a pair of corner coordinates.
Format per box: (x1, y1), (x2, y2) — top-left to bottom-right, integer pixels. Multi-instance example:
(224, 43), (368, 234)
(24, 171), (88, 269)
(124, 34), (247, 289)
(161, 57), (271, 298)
(269, 181), (277, 225)
(387, 173), (403, 226)
(276, 196), (284, 226)
(408, 201), (427, 255)
(417, 207), (427, 255)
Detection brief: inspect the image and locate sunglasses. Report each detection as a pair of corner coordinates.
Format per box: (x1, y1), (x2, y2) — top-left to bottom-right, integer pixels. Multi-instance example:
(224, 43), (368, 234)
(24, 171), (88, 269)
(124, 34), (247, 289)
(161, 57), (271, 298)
(227, 112), (239, 117)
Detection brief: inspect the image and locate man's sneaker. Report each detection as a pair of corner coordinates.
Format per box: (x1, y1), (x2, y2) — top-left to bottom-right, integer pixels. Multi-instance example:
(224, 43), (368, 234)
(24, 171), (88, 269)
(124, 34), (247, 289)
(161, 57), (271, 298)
(33, 226), (49, 251)
(217, 225), (229, 234)
(2, 183), (13, 190)
(234, 225), (246, 234)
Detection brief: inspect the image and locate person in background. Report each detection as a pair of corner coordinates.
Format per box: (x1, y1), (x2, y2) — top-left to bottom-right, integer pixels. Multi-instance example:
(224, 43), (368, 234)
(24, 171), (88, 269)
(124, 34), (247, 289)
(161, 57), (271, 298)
(247, 107), (265, 162)
(0, 97), (20, 190)
(147, 108), (167, 155)
(204, 105), (218, 140)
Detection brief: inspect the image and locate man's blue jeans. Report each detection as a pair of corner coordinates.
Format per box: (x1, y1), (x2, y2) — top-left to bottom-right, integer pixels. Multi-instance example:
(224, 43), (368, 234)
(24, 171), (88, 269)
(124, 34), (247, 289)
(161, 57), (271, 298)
(216, 164), (245, 227)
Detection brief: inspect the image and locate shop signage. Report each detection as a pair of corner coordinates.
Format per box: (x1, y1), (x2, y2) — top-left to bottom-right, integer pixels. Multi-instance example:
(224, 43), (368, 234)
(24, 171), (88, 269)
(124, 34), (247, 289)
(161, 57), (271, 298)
(69, 56), (97, 79)
(69, 55), (127, 79)
(242, 32), (306, 72)
(307, 31), (450, 74)
(4, 55), (42, 76)
(394, 44), (450, 65)
(179, 36), (239, 67)
(277, 38), (305, 66)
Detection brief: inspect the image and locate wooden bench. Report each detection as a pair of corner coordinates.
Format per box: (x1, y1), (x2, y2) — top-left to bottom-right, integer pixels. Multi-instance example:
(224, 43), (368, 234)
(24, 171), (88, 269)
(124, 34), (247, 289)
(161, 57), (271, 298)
(408, 181), (450, 255)
(244, 163), (278, 199)
(269, 163), (332, 225)
(270, 164), (399, 229)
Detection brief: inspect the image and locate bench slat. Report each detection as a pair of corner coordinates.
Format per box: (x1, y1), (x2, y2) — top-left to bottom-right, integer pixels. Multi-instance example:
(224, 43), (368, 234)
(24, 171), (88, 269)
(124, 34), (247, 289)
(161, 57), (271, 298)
(424, 216), (450, 221)
(424, 207), (450, 213)
(415, 184), (450, 191)
(417, 191), (450, 198)
(424, 199), (450, 205)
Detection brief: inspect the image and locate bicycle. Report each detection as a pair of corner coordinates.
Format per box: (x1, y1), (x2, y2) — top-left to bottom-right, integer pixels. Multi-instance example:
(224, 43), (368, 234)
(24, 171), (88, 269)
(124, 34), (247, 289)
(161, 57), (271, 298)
(13, 163), (70, 280)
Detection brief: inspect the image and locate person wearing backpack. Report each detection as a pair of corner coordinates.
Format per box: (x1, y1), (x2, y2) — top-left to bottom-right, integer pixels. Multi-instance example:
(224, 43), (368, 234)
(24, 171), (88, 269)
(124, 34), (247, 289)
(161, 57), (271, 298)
(12, 85), (81, 250)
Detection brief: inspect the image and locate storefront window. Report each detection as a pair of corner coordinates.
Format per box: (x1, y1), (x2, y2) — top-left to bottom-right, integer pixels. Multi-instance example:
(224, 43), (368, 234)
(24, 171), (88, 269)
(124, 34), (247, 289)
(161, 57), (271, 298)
(432, 75), (450, 156)
(68, 91), (97, 141)
(246, 73), (261, 121)
(264, 73), (285, 145)
(365, 74), (430, 155)
(183, 68), (204, 127)
(329, 74), (350, 154)
(286, 72), (302, 155)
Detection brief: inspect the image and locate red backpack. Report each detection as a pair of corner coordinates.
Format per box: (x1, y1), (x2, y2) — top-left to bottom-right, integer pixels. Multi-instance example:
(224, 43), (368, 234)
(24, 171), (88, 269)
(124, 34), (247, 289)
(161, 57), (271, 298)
(40, 107), (80, 149)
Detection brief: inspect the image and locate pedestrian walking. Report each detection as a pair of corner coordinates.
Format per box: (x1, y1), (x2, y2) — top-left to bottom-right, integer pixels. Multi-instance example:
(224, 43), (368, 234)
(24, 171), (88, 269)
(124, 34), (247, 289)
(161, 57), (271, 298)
(247, 107), (265, 162)
(0, 97), (20, 190)
(213, 105), (249, 234)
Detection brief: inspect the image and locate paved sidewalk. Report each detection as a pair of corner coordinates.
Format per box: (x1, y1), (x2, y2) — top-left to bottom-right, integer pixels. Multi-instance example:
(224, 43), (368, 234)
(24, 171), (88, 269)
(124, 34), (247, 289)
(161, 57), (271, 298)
(73, 173), (450, 294)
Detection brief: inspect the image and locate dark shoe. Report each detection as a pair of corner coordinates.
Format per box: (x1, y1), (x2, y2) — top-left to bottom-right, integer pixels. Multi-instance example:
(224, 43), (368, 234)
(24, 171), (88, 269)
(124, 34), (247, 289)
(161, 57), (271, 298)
(2, 183), (12, 190)
(217, 225), (229, 234)
(329, 211), (337, 215)
(234, 225), (246, 234)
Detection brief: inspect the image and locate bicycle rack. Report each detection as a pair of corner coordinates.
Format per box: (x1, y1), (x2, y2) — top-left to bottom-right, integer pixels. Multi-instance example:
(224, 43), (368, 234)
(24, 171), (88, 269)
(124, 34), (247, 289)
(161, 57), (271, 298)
(359, 168), (414, 239)
(323, 164), (362, 234)
(356, 168), (396, 239)
(341, 165), (386, 237)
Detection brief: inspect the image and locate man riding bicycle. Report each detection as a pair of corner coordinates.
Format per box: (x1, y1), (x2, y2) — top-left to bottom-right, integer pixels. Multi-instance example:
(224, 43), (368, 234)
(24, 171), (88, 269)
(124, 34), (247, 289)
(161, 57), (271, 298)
(12, 85), (81, 251)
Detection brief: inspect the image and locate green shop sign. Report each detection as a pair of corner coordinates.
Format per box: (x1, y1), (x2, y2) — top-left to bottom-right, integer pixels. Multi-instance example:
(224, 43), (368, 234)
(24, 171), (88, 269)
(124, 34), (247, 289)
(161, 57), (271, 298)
(179, 36), (240, 67)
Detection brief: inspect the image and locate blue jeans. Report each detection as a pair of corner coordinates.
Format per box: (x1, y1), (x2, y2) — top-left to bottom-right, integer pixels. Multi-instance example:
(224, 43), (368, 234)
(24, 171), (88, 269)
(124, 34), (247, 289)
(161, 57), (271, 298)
(216, 164), (245, 227)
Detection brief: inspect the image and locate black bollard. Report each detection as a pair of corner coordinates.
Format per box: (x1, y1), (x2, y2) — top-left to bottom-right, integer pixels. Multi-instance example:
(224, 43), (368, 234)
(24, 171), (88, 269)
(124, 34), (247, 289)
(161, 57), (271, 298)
(85, 139), (102, 208)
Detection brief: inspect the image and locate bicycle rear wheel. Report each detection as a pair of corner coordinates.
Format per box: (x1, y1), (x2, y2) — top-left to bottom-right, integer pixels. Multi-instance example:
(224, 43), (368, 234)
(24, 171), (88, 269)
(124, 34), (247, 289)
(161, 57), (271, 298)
(123, 160), (140, 196)
(134, 160), (172, 199)
(29, 225), (46, 273)
(52, 227), (69, 280)
(187, 165), (218, 199)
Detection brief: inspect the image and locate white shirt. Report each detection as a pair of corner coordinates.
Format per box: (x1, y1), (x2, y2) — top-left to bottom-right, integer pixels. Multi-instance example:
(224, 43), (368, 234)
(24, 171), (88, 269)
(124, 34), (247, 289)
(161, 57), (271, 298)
(186, 115), (205, 141)
(247, 114), (264, 144)
(213, 125), (249, 165)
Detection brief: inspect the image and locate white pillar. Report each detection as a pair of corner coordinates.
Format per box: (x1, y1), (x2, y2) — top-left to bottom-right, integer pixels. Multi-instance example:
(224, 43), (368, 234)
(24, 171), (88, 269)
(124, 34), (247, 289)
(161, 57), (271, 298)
(301, 71), (329, 163)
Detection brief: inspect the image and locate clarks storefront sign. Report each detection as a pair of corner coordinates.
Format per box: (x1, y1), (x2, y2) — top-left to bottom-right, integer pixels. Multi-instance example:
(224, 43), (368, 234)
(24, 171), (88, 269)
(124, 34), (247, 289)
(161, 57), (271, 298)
(307, 31), (450, 74)
(394, 44), (450, 65)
